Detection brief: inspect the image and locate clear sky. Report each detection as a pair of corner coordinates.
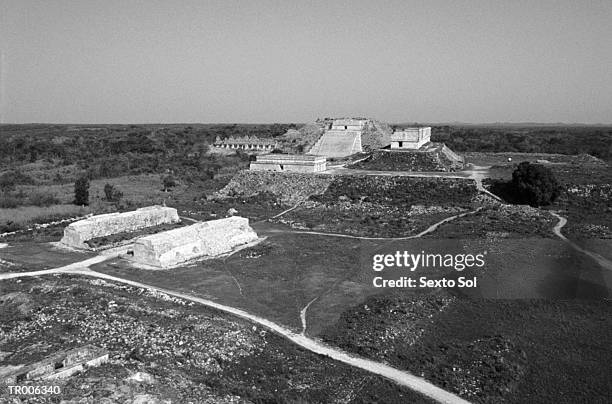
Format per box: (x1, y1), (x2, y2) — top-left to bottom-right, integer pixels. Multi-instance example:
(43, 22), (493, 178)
(1, 0), (611, 124)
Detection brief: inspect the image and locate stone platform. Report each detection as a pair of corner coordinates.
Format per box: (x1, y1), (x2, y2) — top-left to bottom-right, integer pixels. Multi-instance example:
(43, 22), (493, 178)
(132, 216), (258, 268)
(60, 206), (180, 249)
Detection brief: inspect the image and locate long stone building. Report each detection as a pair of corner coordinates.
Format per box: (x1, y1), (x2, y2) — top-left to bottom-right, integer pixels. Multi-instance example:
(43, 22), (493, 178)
(132, 216), (258, 268)
(213, 135), (278, 151)
(249, 154), (327, 173)
(61, 206), (180, 249)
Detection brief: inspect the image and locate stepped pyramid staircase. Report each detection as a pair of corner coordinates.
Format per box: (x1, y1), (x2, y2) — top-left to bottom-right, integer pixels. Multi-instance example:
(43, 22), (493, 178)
(308, 129), (362, 158)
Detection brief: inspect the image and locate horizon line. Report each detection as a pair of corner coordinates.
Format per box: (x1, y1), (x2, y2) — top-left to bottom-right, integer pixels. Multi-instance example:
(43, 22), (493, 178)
(2, 121), (611, 127)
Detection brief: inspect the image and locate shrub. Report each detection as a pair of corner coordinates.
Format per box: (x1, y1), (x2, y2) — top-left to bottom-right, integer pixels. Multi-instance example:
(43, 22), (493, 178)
(0, 193), (20, 208)
(27, 191), (60, 207)
(511, 162), (562, 207)
(0, 173), (16, 191)
(74, 175), (90, 205)
(103, 183), (123, 202)
(162, 175), (176, 191)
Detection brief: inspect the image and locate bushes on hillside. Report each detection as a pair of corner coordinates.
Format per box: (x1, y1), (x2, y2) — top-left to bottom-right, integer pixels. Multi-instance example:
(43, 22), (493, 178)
(511, 162), (561, 206)
(162, 175), (177, 192)
(103, 184), (123, 202)
(74, 175), (90, 206)
(489, 162), (562, 207)
(311, 176), (477, 207)
(27, 191), (60, 207)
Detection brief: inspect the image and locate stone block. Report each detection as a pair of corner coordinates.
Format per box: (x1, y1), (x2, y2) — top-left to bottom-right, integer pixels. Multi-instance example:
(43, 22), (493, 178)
(61, 206), (180, 249)
(132, 216), (258, 268)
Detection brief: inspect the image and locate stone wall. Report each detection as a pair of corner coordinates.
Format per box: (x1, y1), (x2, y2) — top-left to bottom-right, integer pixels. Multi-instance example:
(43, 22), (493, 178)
(249, 154), (327, 172)
(61, 206), (180, 249)
(132, 216), (258, 268)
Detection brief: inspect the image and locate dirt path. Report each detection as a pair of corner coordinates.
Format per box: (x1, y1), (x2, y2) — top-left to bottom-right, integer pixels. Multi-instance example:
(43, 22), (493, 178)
(0, 259), (469, 404)
(268, 208), (483, 241)
(550, 212), (612, 272)
(300, 296), (318, 335)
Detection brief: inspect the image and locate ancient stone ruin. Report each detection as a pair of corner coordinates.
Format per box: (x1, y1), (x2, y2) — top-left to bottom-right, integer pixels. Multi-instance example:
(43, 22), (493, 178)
(308, 118), (365, 158)
(390, 127), (431, 149)
(213, 135), (278, 151)
(1, 345), (108, 384)
(132, 216), (258, 268)
(60, 206), (180, 249)
(250, 154), (327, 173)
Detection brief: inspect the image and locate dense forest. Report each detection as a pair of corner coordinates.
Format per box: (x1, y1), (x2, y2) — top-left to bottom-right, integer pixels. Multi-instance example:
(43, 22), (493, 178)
(430, 125), (612, 162)
(0, 124), (296, 183)
(1, 124), (610, 186)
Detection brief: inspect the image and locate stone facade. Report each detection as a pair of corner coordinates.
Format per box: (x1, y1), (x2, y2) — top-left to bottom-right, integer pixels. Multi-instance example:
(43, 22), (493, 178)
(390, 127), (431, 149)
(132, 216), (258, 268)
(330, 118), (368, 131)
(61, 206), (180, 249)
(1, 345), (108, 384)
(250, 154), (327, 173)
(213, 136), (277, 151)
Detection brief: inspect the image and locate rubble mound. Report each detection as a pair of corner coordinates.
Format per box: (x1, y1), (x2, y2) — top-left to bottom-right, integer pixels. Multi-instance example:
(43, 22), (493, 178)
(350, 143), (465, 172)
(360, 120), (392, 150)
(215, 171), (335, 204)
(278, 123), (324, 154)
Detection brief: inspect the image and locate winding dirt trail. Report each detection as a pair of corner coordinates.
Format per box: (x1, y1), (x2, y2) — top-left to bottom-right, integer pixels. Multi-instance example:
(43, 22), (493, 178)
(550, 212), (612, 272)
(0, 263), (469, 404)
(299, 296), (318, 335)
(268, 208), (483, 241)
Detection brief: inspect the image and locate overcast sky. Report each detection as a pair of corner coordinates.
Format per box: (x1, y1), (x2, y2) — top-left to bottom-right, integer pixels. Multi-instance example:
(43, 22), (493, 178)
(1, 0), (611, 124)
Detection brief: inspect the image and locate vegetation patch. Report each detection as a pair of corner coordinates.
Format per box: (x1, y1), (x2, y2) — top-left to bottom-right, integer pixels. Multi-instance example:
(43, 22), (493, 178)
(425, 204), (556, 239)
(0, 204), (90, 235)
(322, 293), (612, 403)
(85, 222), (187, 249)
(279, 201), (467, 237)
(433, 125), (612, 162)
(312, 176), (477, 207)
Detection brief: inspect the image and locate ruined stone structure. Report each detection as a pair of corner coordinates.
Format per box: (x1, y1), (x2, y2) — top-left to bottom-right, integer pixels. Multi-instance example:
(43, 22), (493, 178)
(1, 345), (108, 384)
(352, 142), (465, 172)
(61, 206), (180, 249)
(329, 118), (368, 131)
(132, 216), (258, 268)
(308, 118), (365, 158)
(249, 154), (327, 173)
(213, 136), (278, 151)
(390, 127), (431, 150)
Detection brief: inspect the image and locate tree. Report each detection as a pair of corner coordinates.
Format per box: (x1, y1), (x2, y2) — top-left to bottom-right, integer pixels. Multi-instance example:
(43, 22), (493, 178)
(74, 175), (90, 206)
(511, 162), (561, 207)
(103, 183), (123, 202)
(0, 172), (15, 191)
(162, 175), (176, 192)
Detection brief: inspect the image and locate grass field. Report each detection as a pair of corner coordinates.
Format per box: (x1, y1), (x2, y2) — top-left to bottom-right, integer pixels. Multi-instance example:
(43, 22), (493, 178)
(0, 204), (90, 234)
